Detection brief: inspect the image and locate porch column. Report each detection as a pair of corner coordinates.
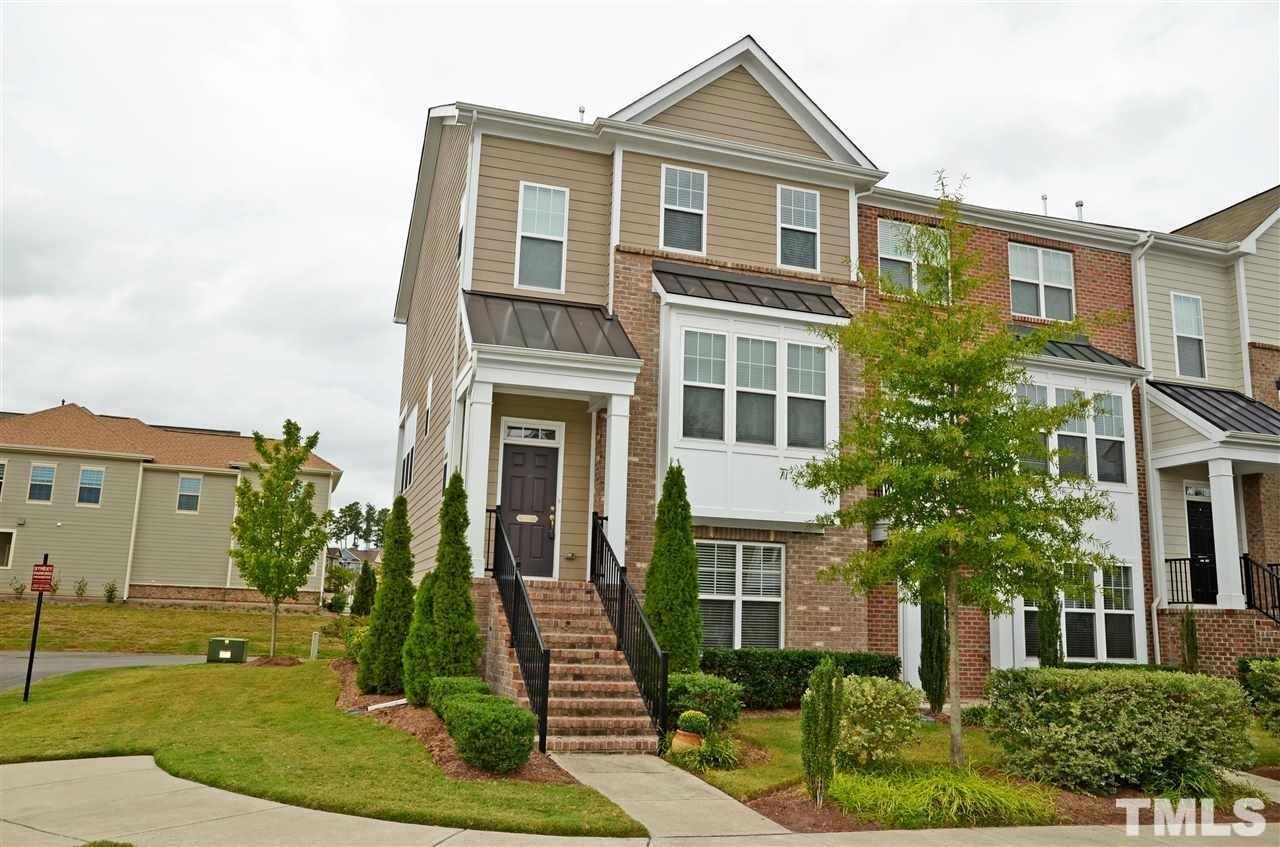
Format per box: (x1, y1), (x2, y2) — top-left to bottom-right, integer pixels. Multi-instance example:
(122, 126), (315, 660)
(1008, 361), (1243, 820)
(604, 394), (630, 566)
(1209, 458), (1245, 609)
(464, 381), (494, 576)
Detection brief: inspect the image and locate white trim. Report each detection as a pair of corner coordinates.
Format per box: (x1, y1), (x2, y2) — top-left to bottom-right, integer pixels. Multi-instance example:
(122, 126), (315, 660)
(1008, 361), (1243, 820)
(26, 461), (56, 504)
(0, 458), (7, 502)
(176, 473), (203, 514)
(1170, 291), (1208, 381)
(0, 444), (151, 462)
(695, 539), (787, 649)
(776, 184), (820, 273)
(1233, 257), (1252, 396)
(1239, 205), (1280, 253)
(496, 416), (566, 580)
(513, 180), (569, 295)
(608, 146), (623, 314)
(460, 125), (482, 293)
(1009, 242), (1076, 322)
(0, 528), (14, 569)
(1132, 234), (1155, 369)
(469, 343), (641, 399)
(1146, 386), (1226, 442)
(226, 470), (242, 589)
(75, 465), (105, 508)
(659, 164), (708, 256)
(122, 462), (144, 599)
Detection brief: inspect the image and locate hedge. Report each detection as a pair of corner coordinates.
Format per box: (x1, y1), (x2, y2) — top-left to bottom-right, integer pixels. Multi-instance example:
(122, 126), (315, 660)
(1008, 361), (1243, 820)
(668, 672), (743, 730)
(441, 693), (536, 773)
(700, 648), (901, 709)
(1238, 657), (1280, 733)
(429, 676), (490, 717)
(986, 667), (1253, 794)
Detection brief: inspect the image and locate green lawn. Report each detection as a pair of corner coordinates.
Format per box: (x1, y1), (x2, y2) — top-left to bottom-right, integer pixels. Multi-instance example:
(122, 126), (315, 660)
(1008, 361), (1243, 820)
(1250, 722), (1280, 767)
(0, 601), (345, 659)
(0, 662), (644, 837)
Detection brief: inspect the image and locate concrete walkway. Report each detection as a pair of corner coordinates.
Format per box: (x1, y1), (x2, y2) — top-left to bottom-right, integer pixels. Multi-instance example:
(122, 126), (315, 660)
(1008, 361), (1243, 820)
(0, 757), (1269, 846)
(0, 651), (204, 692)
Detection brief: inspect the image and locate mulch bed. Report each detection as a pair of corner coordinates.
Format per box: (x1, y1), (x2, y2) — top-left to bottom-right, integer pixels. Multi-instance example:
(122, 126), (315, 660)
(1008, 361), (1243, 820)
(329, 659), (574, 785)
(248, 656), (303, 667)
(1252, 766), (1280, 781)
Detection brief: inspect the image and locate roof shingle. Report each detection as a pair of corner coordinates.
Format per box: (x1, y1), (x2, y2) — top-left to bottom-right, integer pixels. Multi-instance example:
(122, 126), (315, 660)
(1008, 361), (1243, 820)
(1173, 185), (1280, 243)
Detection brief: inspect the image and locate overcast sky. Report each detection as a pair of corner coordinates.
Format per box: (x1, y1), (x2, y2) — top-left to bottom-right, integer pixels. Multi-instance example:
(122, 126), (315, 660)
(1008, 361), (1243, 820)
(3, 1), (1277, 512)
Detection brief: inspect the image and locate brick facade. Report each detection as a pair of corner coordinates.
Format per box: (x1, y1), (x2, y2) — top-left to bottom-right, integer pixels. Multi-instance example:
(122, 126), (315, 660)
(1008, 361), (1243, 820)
(1158, 607), (1280, 677)
(1244, 342), (1280, 564)
(126, 583), (321, 608)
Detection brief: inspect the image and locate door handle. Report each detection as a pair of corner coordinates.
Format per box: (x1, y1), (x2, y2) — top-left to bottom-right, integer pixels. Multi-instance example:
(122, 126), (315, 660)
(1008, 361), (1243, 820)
(547, 505), (556, 537)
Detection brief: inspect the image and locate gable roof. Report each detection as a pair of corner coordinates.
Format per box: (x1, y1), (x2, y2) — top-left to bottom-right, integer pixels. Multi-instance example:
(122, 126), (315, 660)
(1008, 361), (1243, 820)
(0, 404), (340, 474)
(610, 35), (875, 168)
(1173, 185), (1280, 244)
(1148, 380), (1280, 437)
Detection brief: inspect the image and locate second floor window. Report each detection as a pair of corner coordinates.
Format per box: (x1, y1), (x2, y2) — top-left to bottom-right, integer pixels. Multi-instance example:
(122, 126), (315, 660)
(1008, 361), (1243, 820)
(28, 464), (55, 502)
(0, 461), (5, 498)
(778, 186), (819, 270)
(515, 182), (567, 292)
(683, 330), (726, 440)
(1010, 243), (1074, 321)
(397, 405), (417, 494)
(1172, 293), (1206, 379)
(177, 475), (202, 512)
(787, 343), (827, 448)
(662, 165), (706, 253)
(77, 467), (104, 505)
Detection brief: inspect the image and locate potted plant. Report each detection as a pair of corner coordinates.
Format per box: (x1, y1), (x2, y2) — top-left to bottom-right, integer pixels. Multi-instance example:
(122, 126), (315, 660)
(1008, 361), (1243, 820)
(672, 709), (709, 751)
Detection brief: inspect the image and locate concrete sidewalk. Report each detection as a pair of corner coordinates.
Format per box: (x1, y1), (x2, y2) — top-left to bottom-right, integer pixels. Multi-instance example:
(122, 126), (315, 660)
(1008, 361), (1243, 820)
(0, 651), (203, 691)
(0, 757), (1269, 846)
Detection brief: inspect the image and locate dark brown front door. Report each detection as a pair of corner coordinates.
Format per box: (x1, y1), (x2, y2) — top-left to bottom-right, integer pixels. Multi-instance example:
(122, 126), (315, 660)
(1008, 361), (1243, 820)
(501, 444), (558, 578)
(1186, 499), (1218, 604)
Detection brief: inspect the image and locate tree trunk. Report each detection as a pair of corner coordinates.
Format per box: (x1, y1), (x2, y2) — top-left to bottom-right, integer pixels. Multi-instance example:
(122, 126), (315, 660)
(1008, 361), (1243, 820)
(270, 599), (279, 658)
(945, 568), (965, 767)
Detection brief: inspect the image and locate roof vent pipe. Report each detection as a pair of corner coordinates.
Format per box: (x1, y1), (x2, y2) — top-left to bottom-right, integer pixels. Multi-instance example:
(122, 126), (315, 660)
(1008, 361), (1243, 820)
(1075, 200), (1084, 221)
(1041, 193), (1048, 215)
(578, 105), (585, 123)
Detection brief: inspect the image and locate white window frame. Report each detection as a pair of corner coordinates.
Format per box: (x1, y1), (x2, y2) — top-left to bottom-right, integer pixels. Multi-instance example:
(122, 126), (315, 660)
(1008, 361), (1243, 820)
(76, 465), (105, 508)
(513, 181), (569, 294)
(1170, 292), (1207, 380)
(1021, 560), (1139, 664)
(776, 184), (820, 273)
(1009, 243), (1075, 321)
(785, 341), (829, 450)
(0, 459), (6, 501)
(681, 328), (728, 442)
(734, 334), (778, 446)
(27, 462), (56, 504)
(877, 218), (922, 293)
(0, 528), (14, 569)
(659, 164), (708, 256)
(176, 473), (203, 514)
(1092, 392), (1127, 484)
(396, 405), (418, 495)
(696, 540), (786, 649)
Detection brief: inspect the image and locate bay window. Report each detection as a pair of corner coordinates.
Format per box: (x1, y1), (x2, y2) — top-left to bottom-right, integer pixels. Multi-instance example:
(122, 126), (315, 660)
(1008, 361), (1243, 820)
(1054, 388), (1088, 478)
(1093, 393), (1126, 483)
(683, 330), (726, 440)
(697, 541), (784, 649)
(735, 337), (776, 444)
(786, 343), (826, 449)
(778, 186), (819, 271)
(1010, 243), (1074, 321)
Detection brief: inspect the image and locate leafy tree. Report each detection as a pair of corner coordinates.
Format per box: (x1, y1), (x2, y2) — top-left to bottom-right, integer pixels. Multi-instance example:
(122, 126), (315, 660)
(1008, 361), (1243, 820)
(361, 503), (379, 549)
(790, 180), (1117, 766)
(402, 571), (438, 706)
(1037, 590), (1064, 667)
(230, 420), (332, 656)
(429, 472), (481, 676)
(372, 507), (391, 548)
(644, 463), (702, 673)
(358, 496), (416, 693)
(919, 585), (948, 714)
(334, 502), (363, 548)
(350, 562), (377, 616)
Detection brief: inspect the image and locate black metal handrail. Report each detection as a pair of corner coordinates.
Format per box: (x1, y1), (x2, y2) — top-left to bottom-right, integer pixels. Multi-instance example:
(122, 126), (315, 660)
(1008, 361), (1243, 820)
(1243, 554), (1280, 625)
(488, 506), (551, 752)
(590, 512), (669, 740)
(1166, 555), (1217, 606)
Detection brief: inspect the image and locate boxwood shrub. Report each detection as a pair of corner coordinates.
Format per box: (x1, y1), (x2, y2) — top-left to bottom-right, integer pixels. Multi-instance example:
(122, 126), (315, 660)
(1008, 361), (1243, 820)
(441, 694), (536, 773)
(1238, 657), (1280, 733)
(986, 667), (1253, 794)
(428, 676), (490, 717)
(700, 648), (901, 709)
(667, 672), (743, 730)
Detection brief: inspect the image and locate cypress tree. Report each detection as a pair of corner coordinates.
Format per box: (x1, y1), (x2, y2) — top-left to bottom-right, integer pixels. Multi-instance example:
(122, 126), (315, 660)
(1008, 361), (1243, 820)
(402, 570), (437, 706)
(1038, 591), (1063, 668)
(644, 463), (702, 673)
(801, 656), (843, 807)
(429, 472), (481, 677)
(1180, 608), (1199, 672)
(357, 496), (415, 694)
(350, 562), (377, 616)
(919, 585), (948, 714)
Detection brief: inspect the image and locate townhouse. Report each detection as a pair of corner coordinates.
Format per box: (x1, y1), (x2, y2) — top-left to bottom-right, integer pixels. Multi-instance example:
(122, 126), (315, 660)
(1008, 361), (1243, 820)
(394, 34), (1231, 749)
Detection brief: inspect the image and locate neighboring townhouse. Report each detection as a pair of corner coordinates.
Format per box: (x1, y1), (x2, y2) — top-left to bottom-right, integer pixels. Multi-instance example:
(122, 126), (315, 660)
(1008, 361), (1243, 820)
(1135, 186), (1280, 675)
(392, 34), (1178, 746)
(0, 403), (340, 606)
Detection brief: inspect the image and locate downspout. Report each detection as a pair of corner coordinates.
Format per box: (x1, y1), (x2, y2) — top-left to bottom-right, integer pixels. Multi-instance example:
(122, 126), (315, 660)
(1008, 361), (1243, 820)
(1233, 256), (1253, 396)
(1132, 232), (1163, 664)
(122, 463), (145, 601)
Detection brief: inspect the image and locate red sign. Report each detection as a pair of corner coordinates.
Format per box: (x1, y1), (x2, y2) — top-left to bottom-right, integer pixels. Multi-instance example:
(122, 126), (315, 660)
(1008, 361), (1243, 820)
(30, 563), (54, 593)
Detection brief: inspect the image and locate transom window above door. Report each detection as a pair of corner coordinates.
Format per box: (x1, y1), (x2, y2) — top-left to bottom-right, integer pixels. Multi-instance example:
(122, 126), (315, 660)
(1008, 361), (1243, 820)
(777, 186), (819, 271)
(661, 165), (706, 254)
(1009, 243), (1074, 321)
(515, 182), (568, 292)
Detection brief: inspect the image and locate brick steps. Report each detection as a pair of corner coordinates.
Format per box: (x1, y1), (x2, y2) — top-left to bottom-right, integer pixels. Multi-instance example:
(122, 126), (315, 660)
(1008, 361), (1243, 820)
(546, 734), (660, 754)
(549, 662), (634, 681)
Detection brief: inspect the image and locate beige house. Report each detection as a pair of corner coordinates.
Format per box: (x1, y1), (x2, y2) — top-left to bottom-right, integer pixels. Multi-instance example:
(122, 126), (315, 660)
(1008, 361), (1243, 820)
(0, 403), (340, 606)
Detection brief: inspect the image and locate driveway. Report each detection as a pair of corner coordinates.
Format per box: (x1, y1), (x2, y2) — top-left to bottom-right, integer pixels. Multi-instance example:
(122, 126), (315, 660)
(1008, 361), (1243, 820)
(0, 651), (203, 692)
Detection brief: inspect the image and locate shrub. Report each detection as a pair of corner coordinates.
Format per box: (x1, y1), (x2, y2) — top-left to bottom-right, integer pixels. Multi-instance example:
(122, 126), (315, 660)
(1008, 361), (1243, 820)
(343, 624), (369, 659)
(668, 672), (742, 730)
(959, 704), (990, 728)
(442, 694), (536, 773)
(325, 562), (354, 597)
(1239, 658), (1280, 734)
(1180, 609), (1200, 673)
(103, 580), (118, 603)
(667, 731), (739, 773)
(10, 578), (25, 599)
(828, 766), (1055, 829)
(700, 648), (901, 709)
(919, 593), (948, 714)
(1037, 591), (1063, 667)
(48, 577), (60, 595)
(644, 464), (702, 672)
(677, 710), (710, 735)
(1063, 661), (1180, 672)
(801, 656), (843, 807)
(326, 592), (348, 614)
(402, 571), (438, 707)
(986, 667), (1253, 794)
(429, 473), (481, 677)
(358, 497), (416, 694)
(74, 577), (88, 598)
(429, 676), (490, 717)
(835, 675), (920, 769)
(350, 562), (376, 617)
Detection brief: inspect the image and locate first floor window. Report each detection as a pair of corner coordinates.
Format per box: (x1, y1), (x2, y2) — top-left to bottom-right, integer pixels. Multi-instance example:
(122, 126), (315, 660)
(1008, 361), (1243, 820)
(0, 530), (12, 569)
(77, 467), (104, 505)
(177, 475), (202, 512)
(786, 343), (826, 449)
(683, 330), (726, 440)
(1023, 563), (1136, 662)
(1172, 293), (1206, 378)
(516, 183), (568, 291)
(697, 541), (784, 649)
(1102, 564), (1136, 659)
(28, 464), (54, 502)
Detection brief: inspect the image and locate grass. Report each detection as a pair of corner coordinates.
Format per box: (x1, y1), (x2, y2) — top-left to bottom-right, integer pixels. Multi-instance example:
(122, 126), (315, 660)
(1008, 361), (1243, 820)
(828, 766), (1055, 829)
(0, 601), (345, 659)
(1250, 720), (1280, 767)
(0, 662), (644, 837)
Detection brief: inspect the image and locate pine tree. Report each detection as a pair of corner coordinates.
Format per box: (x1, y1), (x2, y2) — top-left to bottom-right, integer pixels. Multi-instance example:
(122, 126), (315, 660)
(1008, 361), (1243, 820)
(402, 570), (437, 706)
(358, 496), (416, 694)
(429, 472), (481, 677)
(919, 586), (948, 714)
(1037, 591), (1064, 667)
(644, 463), (702, 673)
(801, 656), (843, 807)
(351, 562), (376, 616)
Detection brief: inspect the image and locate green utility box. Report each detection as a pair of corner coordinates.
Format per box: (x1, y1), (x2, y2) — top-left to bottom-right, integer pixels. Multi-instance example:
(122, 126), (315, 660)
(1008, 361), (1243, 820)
(207, 637), (248, 663)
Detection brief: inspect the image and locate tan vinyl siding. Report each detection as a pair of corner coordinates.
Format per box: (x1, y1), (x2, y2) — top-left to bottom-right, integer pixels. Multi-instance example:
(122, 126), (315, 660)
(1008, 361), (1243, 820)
(131, 469), (238, 588)
(647, 66), (830, 160)
(401, 124), (470, 574)
(1144, 250), (1245, 390)
(1159, 464), (1209, 560)
(1244, 221), (1280, 346)
(485, 394), (591, 581)
(0, 453), (137, 596)
(472, 135), (611, 305)
(1149, 404), (1208, 451)
(620, 152), (850, 275)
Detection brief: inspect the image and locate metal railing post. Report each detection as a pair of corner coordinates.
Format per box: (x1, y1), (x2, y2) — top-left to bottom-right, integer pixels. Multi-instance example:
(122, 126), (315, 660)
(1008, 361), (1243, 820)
(616, 564), (627, 650)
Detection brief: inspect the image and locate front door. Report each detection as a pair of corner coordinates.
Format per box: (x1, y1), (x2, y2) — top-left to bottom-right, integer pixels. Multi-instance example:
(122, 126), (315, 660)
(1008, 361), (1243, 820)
(501, 444), (558, 578)
(1186, 499), (1218, 604)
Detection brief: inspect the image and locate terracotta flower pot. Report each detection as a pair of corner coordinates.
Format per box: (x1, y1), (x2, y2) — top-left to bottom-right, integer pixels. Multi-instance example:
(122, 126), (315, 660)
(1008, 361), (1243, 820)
(671, 729), (703, 751)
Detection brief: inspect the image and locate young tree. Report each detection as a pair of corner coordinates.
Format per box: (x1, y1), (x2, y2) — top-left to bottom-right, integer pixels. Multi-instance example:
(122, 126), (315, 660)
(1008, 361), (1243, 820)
(361, 503), (379, 549)
(230, 420), (332, 656)
(918, 586), (948, 714)
(402, 571), (437, 706)
(429, 472), (481, 676)
(350, 562), (377, 616)
(644, 463), (702, 673)
(358, 497), (416, 694)
(790, 180), (1117, 766)
(801, 656), (843, 807)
